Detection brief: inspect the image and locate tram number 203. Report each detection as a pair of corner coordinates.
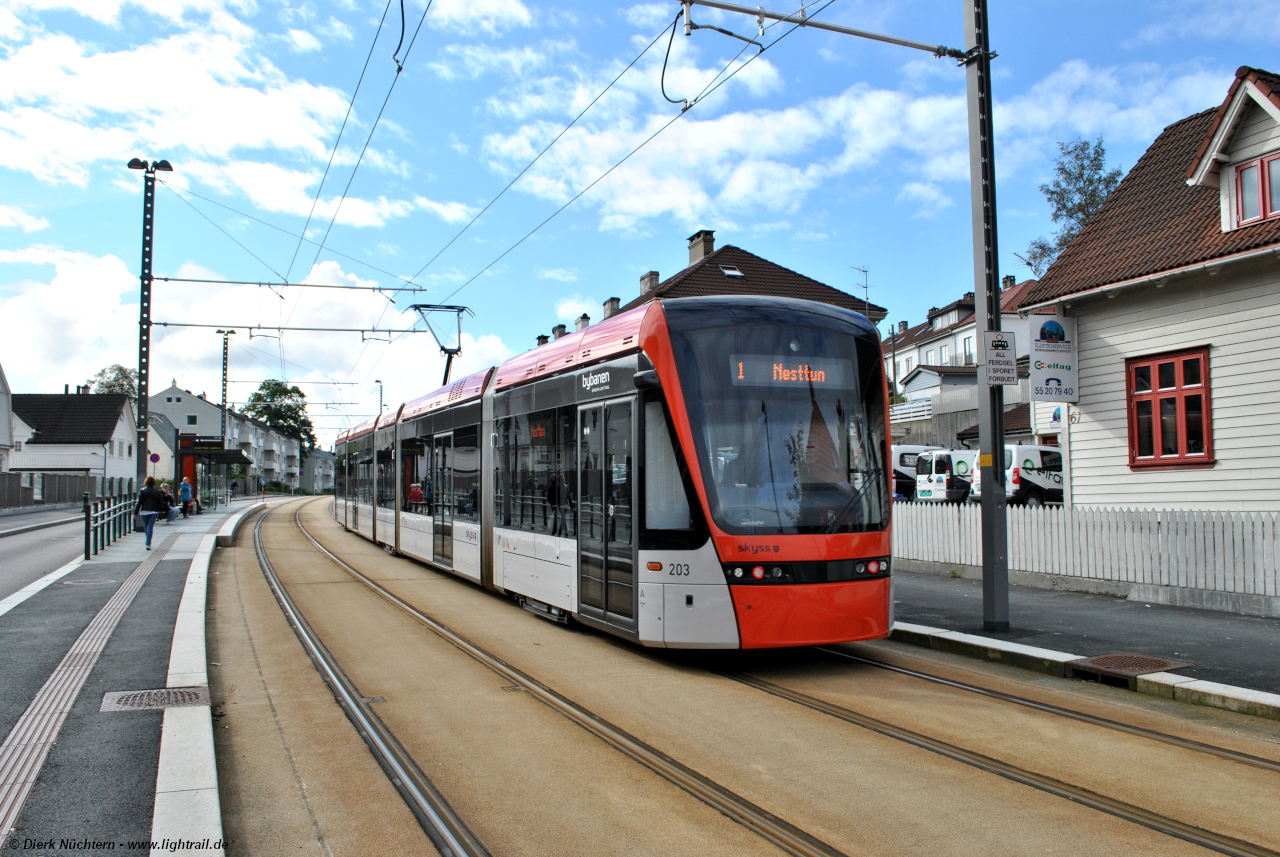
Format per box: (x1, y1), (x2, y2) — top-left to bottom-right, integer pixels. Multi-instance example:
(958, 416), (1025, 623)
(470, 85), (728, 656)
(668, 563), (691, 576)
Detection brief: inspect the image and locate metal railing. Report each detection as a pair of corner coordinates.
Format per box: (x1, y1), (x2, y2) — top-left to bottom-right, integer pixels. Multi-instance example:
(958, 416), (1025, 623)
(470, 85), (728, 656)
(83, 491), (137, 559)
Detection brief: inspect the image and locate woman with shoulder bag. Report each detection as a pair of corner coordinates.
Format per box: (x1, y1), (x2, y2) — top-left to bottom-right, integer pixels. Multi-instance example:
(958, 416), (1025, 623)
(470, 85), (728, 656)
(135, 476), (166, 549)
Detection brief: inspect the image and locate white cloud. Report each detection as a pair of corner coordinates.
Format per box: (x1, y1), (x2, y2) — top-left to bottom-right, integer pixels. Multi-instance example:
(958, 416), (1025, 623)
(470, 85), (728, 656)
(318, 16), (354, 41)
(449, 133), (468, 154)
(287, 29), (322, 52)
(477, 58), (1223, 233)
(428, 42), (567, 82)
(622, 3), (670, 29)
(429, 0), (532, 35)
(0, 243), (94, 264)
(413, 195), (475, 224)
(896, 182), (953, 218)
(0, 24), (350, 186)
(537, 267), (578, 282)
(1130, 2), (1280, 45)
(554, 293), (596, 321)
(2, 0), (243, 27)
(0, 204), (49, 232)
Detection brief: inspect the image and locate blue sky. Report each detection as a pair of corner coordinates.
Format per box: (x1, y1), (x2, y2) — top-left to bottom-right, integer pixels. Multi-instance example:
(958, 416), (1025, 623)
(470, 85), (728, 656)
(1, 0), (1273, 445)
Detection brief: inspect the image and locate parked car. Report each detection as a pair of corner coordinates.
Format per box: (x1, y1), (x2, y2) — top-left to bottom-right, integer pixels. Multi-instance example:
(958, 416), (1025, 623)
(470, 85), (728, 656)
(914, 450), (976, 503)
(891, 444), (942, 500)
(969, 444), (1064, 506)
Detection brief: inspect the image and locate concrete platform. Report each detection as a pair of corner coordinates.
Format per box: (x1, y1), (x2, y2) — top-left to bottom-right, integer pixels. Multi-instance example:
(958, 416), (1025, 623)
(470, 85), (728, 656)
(0, 500), (262, 857)
(893, 569), (1280, 719)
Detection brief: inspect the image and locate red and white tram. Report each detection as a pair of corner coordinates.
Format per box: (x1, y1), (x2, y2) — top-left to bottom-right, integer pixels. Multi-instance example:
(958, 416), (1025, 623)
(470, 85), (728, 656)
(333, 295), (892, 648)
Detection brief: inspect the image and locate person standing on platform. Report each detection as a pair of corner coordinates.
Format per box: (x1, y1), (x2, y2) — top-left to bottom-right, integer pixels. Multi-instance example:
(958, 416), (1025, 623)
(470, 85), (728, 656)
(179, 477), (193, 518)
(135, 476), (166, 550)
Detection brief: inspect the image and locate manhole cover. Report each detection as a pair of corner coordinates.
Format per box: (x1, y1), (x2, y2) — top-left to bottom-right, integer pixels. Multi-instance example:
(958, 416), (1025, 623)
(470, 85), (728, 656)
(100, 686), (211, 712)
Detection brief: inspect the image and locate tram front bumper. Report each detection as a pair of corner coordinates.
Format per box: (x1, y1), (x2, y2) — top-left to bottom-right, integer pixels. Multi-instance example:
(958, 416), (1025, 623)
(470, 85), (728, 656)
(728, 578), (891, 649)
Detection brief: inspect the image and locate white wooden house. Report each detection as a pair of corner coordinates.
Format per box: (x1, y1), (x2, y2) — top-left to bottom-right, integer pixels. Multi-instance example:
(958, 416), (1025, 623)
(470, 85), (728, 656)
(9, 392), (138, 495)
(1019, 65), (1280, 511)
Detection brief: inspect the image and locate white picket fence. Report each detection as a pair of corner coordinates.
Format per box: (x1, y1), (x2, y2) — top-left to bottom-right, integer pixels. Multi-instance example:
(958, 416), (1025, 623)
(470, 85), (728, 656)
(893, 502), (1280, 597)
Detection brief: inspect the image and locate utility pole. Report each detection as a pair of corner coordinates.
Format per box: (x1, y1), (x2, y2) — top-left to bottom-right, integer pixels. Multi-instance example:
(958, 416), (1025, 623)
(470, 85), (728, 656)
(217, 329), (236, 445)
(680, 0), (1010, 630)
(375, 380), (384, 414)
(127, 157), (172, 494)
(963, 0), (1010, 632)
(890, 321), (901, 398)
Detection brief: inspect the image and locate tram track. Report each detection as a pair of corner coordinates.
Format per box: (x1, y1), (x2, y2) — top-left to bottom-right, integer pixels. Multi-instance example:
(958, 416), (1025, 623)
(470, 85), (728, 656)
(252, 500), (490, 857)
(285, 501), (849, 857)
(278, 499), (1280, 857)
(721, 672), (1279, 857)
(813, 646), (1280, 775)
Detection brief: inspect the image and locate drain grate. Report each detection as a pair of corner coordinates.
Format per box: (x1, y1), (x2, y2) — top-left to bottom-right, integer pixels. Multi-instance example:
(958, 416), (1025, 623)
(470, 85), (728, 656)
(1065, 653), (1192, 690)
(100, 686), (211, 712)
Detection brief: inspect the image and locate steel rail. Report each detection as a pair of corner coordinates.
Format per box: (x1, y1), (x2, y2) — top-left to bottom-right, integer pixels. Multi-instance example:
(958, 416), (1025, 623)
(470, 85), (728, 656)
(725, 672), (1279, 857)
(291, 502), (849, 857)
(252, 502), (490, 857)
(815, 647), (1280, 775)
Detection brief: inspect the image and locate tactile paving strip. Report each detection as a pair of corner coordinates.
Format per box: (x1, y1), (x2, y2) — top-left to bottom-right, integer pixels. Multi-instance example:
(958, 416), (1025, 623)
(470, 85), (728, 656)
(0, 531), (181, 836)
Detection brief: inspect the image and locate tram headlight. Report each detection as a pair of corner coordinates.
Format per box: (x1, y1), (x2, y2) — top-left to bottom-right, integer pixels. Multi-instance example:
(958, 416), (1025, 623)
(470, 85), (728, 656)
(752, 566), (765, 580)
(733, 567), (744, 578)
(855, 561), (866, 574)
(771, 566), (783, 578)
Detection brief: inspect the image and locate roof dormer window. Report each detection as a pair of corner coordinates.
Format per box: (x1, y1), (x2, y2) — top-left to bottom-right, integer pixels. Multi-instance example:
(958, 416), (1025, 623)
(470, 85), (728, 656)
(1235, 155), (1280, 225)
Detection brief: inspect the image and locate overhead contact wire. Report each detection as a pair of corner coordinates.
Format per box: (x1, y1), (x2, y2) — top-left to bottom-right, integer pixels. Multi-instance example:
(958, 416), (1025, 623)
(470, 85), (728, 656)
(285, 0), (394, 284)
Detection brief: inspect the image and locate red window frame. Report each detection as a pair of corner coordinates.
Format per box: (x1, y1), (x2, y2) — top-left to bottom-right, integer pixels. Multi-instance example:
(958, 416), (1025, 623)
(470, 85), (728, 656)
(1125, 347), (1214, 470)
(1236, 154), (1280, 225)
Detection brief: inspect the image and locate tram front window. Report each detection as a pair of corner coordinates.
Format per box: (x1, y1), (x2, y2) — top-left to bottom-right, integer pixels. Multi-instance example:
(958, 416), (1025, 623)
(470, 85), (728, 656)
(669, 316), (888, 535)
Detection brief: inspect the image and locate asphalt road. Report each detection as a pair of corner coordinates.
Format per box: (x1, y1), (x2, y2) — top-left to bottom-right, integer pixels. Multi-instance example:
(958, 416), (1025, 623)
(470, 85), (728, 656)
(0, 517), (86, 601)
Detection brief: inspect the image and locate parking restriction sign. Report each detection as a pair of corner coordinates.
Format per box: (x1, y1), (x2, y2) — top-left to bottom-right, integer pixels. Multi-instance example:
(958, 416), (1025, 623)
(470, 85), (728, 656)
(983, 331), (1018, 386)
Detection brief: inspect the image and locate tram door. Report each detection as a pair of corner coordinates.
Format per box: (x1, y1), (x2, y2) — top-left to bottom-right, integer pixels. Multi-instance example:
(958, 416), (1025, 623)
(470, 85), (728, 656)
(432, 433), (453, 568)
(577, 400), (635, 627)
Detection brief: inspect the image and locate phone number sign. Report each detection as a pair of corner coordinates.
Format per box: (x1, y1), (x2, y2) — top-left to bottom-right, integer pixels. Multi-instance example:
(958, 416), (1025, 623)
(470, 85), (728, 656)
(1029, 315), (1078, 403)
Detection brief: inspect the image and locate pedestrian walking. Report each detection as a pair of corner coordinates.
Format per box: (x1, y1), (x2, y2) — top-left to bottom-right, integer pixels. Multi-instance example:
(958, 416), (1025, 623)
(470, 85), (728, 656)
(180, 477), (192, 518)
(135, 476), (166, 550)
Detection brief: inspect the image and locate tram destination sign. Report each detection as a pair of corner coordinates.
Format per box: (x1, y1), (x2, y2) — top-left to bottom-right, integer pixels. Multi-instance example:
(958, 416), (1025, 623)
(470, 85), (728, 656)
(982, 332), (1018, 386)
(731, 355), (852, 388)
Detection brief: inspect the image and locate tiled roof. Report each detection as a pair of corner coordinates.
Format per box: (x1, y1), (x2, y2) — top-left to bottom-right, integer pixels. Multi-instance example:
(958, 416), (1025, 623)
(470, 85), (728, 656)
(883, 280), (1035, 350)
(1023, 72), (1280, 307)
(12, 393), (130, 445)
(999, 279), (1038, 313)
(620, 245), (888, 318)
(956, 402), (1031, 441)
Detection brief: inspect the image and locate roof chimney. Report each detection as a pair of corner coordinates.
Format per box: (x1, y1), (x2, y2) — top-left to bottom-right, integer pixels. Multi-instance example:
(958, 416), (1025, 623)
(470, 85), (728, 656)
(552, 324), (567, 340)
(898, 320), (908, 334)
(687, 230), (715, 266)
(575, 313), (591, 331)
(1002, 275), (1015, 291)
(64, 384), (69, 394)
(639, 271), (660, 295)
(602, 296), (621, 319)
(536, 334), (550, 347)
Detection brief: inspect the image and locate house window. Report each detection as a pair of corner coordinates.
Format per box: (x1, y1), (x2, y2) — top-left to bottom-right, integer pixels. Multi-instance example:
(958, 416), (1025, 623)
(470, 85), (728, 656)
(940, 344), (950, 364)
(176, 396), (182, 402)
(905, 356), (914, 372)
(963, 336), (974, 361)
(925, 350), (935, 365)
(187, 415), (198, 425)
(1126, 347), (1213, 469)
(127, 444), (132, 456)
(165, 396), (172, 402)
(1236, 155), (1280, 225)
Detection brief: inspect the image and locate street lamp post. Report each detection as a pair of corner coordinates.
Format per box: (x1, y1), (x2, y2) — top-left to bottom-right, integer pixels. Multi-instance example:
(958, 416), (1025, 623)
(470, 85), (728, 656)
(216, 329), (237, 445)
(375, 380), (384, 414)
(127, 156), (172, 495)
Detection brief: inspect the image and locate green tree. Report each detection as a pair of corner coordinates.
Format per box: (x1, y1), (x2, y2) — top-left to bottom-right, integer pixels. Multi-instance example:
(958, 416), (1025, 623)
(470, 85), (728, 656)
(1018, 136), (1124, 276)
(243, 379), (317, 461)
(89, 364), (138, 401)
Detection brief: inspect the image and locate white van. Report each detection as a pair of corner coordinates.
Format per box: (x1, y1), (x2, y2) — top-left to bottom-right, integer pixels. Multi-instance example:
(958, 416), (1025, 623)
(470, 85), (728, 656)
(969, 444), (1064, 506)
(914, 450), (977, 503)
(891, 445), (941, 500)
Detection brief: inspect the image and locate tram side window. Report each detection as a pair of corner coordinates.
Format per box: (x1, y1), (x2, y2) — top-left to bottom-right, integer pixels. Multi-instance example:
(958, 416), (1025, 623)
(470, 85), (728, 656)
(354, 439), (374, 505)
(334, 449), (346, 498)
(497, 406), (576, 536)
(375, 431), (396, 509)
(453, 425), (480, 523)
(401, 433), (428, 514)
(644, 401), (691, 529)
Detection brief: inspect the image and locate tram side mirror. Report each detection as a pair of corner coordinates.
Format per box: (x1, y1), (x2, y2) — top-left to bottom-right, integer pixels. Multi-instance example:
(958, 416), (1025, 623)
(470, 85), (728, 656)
(634, 370), (661, 389)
